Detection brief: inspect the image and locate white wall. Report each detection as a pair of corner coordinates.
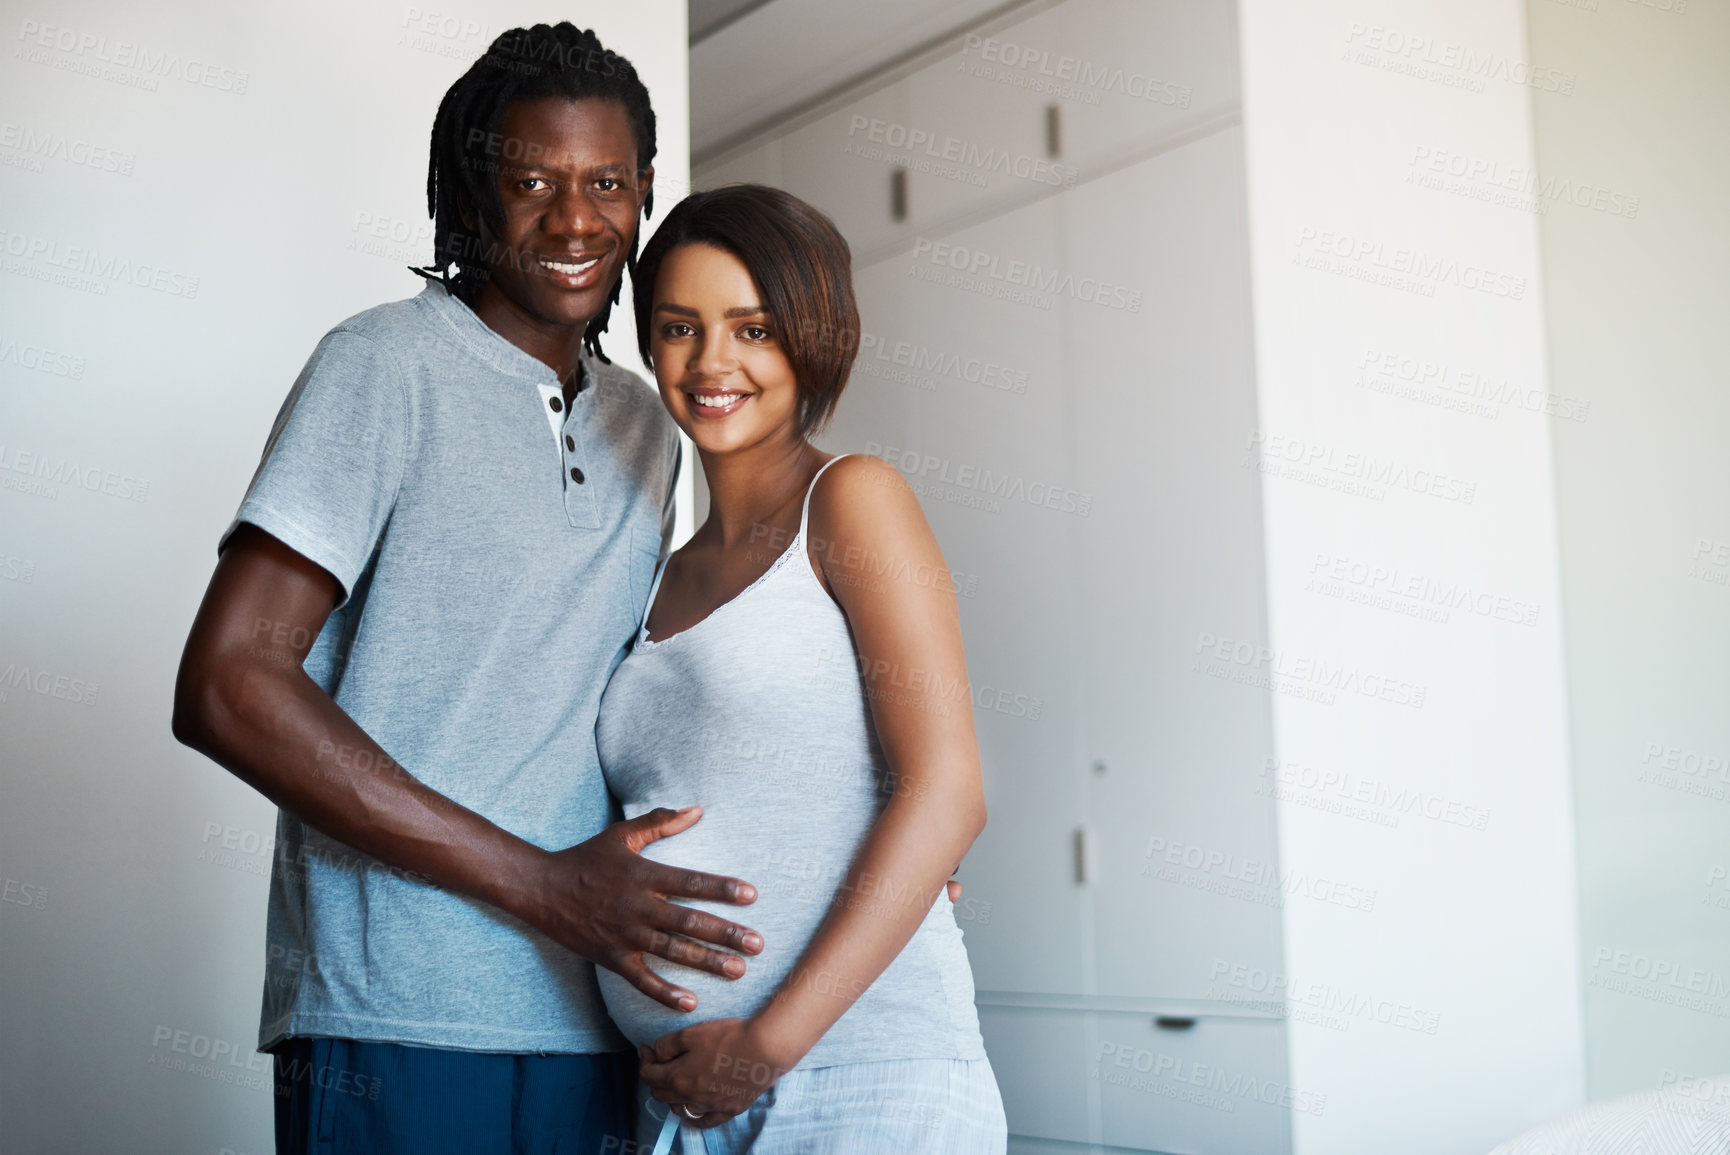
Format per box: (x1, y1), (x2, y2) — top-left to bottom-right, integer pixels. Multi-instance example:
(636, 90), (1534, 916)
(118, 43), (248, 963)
(1525, 0), (1730, 1101)
(1236, 1), (1586, 1151)
(0, 3), (686, 1151)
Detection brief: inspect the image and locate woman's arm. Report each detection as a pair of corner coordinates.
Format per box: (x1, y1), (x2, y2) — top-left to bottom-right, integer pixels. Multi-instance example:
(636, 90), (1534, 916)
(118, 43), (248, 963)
(640, 455), (987, 1119)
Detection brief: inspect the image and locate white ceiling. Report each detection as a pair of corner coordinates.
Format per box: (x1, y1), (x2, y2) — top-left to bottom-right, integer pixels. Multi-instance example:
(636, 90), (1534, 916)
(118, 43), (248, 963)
(689, 0), (1039, 163)
(688, 0), (775, 44)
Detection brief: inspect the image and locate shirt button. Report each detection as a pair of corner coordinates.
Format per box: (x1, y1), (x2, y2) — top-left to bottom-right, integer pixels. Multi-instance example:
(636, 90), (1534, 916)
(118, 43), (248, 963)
(570, 466), (585, 484)
(565, 435), (575, 451)
(549, 396), (563, 413)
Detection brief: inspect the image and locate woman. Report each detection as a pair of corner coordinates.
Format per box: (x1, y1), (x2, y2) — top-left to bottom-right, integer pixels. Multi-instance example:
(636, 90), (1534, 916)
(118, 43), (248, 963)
(593, 184), (1008, 1153)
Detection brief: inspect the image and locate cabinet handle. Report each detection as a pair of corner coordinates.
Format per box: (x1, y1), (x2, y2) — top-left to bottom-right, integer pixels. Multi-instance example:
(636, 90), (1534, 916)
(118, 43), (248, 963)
(1155, 1016), (1197, 1031)
(1073, 825), (1095, 884)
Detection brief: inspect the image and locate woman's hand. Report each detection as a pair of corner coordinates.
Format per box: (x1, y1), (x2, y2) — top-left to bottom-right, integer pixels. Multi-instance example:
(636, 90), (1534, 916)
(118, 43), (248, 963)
(639, 1017), (798, 1128)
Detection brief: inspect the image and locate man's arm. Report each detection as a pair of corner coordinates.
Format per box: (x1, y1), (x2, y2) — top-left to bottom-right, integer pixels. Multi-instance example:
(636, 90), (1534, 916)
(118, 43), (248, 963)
(172, 523), (762, 1011)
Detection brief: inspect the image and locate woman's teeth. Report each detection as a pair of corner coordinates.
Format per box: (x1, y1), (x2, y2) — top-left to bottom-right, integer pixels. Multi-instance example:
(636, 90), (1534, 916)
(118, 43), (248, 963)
(692, 393), (746, 408)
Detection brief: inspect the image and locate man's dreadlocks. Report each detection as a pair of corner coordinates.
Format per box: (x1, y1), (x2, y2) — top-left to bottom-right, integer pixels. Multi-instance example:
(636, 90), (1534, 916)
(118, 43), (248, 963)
(415, 22), (657, 362)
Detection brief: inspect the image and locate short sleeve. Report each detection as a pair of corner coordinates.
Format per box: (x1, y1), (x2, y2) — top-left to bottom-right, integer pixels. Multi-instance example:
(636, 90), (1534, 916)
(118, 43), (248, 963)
(220, 329), (408, 607)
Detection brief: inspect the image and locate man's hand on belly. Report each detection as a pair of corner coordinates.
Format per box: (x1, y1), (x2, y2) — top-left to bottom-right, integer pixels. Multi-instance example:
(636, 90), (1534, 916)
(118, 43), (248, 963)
(528, 805), (765, 1012)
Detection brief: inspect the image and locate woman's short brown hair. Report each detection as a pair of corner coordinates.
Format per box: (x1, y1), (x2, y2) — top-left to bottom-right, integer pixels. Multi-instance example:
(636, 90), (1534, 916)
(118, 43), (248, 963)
(632, 184), (860, 438)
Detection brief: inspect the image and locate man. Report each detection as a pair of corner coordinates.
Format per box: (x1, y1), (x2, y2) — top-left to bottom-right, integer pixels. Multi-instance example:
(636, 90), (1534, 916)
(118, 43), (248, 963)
(172, 23), (761, 1152)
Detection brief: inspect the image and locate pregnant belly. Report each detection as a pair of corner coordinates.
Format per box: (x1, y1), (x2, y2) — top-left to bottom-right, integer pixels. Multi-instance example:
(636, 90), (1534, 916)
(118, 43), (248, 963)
(598, 821), (849, 1047)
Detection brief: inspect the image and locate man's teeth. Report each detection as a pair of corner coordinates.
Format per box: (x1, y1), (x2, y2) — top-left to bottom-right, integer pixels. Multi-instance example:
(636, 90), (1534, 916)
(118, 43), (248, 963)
(541, 256), (599, 275)
(692, 393), (746, 408)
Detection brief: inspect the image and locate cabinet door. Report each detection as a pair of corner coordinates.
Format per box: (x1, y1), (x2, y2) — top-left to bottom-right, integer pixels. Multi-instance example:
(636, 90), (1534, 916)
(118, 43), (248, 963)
(775, 80), (913, 260)
(1061, 127), (1287, 1006)
(840, 194), (1097, 998)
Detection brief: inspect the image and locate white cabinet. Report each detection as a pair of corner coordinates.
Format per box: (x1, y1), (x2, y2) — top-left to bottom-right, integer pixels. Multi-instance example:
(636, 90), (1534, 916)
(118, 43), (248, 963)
(1063, 127), (1283, 1005)
(834, 198), (1097, 998)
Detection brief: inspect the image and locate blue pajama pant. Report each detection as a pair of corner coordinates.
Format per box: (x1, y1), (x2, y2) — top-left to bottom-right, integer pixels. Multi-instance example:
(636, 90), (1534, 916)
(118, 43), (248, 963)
(271, 1037), (637, 1155)
(636, 1055), (1008, 1154)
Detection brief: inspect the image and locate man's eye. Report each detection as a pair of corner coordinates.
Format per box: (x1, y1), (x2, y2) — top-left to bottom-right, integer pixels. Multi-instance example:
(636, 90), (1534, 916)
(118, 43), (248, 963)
(595, 178), (621, 192)
(519, 177), (549, 192)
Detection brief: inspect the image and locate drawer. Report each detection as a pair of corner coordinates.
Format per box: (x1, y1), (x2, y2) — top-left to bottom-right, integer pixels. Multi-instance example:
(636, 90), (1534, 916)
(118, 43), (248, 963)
(981, 1004), (1295, 1154)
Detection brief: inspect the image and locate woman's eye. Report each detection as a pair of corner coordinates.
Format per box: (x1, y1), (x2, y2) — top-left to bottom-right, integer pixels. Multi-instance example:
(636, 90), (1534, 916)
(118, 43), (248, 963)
(661, 323), (694, 339)
(741, 326), (771, 342)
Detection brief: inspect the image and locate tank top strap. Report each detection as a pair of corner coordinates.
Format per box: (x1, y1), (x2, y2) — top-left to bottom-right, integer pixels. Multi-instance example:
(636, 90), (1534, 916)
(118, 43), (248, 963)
(798, 454), (855, 542)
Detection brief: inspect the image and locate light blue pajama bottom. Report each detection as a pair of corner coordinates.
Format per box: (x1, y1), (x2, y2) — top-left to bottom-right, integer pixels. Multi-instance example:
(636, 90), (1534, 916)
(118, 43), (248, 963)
(638, 1055), (1008, 1154)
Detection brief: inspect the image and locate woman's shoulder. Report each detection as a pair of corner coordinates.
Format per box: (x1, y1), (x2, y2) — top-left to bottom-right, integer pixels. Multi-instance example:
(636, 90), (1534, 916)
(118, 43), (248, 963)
(808, 453), (919, 527)
(806, 453), (942, 595)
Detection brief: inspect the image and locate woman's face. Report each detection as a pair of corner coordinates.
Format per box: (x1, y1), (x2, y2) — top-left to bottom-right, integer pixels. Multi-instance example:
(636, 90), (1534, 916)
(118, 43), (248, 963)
(648, 243), (802, 456)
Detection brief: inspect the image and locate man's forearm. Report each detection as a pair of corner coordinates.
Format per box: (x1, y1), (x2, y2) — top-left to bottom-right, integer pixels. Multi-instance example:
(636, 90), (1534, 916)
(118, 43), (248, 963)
(178, 659), (547, 925)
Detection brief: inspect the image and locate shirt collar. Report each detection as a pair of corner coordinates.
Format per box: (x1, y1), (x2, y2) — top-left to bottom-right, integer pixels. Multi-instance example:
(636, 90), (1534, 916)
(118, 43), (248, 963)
(418, 280), (582, 386)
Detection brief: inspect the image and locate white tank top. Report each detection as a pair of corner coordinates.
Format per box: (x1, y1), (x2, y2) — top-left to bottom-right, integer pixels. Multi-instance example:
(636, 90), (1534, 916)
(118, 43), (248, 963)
(594, 455), (986, 1067)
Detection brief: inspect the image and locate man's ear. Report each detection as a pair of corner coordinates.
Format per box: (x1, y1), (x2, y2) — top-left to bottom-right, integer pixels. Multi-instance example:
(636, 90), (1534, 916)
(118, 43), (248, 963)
(639, 165), (656, 219)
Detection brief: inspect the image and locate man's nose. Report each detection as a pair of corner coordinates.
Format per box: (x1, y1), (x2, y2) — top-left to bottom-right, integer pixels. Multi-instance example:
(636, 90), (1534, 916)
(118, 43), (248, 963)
(543, 187), (604, 239)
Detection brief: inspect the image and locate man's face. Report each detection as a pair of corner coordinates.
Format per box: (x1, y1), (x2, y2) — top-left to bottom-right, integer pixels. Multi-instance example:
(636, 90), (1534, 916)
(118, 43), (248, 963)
(476, 96), (652, 333)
